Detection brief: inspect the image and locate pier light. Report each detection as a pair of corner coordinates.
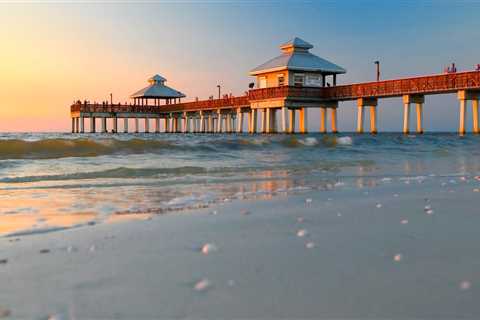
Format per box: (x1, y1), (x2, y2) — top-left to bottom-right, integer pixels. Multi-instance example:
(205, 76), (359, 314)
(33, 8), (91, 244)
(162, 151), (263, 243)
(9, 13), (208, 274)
(374, 60), (380, 81)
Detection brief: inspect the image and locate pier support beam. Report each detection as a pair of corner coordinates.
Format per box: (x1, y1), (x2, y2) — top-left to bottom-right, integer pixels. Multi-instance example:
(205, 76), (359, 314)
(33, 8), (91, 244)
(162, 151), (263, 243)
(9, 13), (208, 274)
(320, 108), (327, 133)
(260, 109), (266, 133)
(217, 110), (223, 133)
(75, 118), (79, 133)
(124, 118), (128, 133)
(357, 98), (377, 134)
(473, 99), (479, 134)
(458, 90), (480, 134)
(226, 113), (232, 133)
(113, 117), (118, 133)
(80, 117), (84, 133)
(236, 109), (243, 133)
(250, 109), (257, 133)
(281, 107), (287, 133)
(155, 118), (160, 133)
(403, 95), (424, 134)
(265, 108), (271, 133)
(200, 112), (205, 133)
(288, 109), (296, 133)
(299, 108), (308, 134)
(135, 118), (139, 133)
(90, 117), (96, 133)
(330, 107), (338, 133)
(71, 118), (75, 133)
(182, 112), (187, 133)
(101, 118), (107, 133)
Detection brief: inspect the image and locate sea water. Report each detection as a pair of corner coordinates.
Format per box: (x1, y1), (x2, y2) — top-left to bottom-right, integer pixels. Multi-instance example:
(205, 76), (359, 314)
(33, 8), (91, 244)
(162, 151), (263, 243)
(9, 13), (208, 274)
(0, 132), (479, 235)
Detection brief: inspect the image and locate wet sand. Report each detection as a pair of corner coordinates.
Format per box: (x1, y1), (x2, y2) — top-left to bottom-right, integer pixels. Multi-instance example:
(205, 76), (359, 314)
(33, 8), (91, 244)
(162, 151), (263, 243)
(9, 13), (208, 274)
(1, 176), (480, 319)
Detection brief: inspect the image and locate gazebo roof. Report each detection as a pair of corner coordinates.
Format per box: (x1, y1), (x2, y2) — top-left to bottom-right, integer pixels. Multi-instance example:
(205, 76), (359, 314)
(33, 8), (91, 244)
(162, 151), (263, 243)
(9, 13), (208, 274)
(130, 74), (186, 99)
(250, 37), (346, 75)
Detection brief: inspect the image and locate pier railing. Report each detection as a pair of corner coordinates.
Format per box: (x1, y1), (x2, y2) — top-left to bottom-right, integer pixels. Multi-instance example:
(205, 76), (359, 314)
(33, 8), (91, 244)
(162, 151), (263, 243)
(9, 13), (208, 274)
(322, 71), (480, 100)
(71, 71), (480, 115)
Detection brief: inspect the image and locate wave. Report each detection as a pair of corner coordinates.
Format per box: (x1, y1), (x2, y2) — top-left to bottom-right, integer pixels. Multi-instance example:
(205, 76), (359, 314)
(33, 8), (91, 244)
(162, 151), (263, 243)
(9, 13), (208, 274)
(0, 138), (174, 159)
(0, 166), (209, 183)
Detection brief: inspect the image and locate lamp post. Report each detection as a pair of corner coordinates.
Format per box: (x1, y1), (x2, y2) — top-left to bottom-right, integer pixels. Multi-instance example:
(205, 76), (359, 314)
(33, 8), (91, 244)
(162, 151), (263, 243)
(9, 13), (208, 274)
(374, 61), (380, 81)
(110, 93), (113, 105)
(217, 85), (221, 99)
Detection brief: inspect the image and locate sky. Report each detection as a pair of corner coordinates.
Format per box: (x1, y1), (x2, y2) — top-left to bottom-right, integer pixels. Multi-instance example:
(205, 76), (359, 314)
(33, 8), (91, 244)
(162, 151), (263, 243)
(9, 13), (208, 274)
(0, 0), (479, 132)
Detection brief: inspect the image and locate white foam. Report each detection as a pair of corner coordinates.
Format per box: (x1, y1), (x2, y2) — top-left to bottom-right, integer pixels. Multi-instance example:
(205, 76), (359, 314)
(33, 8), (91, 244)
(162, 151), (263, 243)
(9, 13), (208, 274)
(298, 137), (318, 146)
(336, 136), (353, 145)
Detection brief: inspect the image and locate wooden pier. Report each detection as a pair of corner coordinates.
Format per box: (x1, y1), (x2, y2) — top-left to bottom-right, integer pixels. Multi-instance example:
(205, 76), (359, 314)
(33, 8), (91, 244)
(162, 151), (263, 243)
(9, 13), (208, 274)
(71, 70), (480, 134)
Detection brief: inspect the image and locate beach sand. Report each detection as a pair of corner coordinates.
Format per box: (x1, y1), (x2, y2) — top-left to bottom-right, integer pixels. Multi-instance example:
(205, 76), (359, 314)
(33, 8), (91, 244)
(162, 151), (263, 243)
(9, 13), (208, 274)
(1, 175), (480, 319)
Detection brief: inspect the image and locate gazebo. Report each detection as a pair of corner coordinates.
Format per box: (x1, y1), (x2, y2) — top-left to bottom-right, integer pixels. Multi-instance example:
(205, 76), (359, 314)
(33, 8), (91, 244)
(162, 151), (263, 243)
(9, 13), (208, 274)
(130, 74), (186, 106)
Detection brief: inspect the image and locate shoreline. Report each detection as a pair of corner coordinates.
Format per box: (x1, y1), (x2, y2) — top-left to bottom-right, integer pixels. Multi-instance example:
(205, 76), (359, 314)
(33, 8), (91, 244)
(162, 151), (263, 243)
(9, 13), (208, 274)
(1, 175), (480, 318)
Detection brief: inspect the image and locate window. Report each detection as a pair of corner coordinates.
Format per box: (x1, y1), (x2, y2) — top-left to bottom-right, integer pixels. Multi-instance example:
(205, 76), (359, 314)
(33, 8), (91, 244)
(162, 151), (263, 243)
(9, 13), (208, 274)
(259, 77), (267, 89)
(294, 74), (304, 87)
(305, 74), (322, 87)
(277, 74), (285, 86)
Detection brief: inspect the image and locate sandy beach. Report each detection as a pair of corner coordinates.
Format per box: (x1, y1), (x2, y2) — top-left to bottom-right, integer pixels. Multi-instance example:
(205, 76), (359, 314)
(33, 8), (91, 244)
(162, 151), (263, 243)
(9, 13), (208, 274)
(1, 172), (479, 319)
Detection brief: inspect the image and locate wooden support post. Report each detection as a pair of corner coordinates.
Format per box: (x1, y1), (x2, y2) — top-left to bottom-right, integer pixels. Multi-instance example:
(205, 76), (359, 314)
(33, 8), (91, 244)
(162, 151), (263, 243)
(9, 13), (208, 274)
(236, 109), (243, 133)
(135, 118), (139, 133)
(80, 117), (84, 133)
(370, 107), (377, 134)
(320, 108), (327, 133)
(289, 109), (295, 133)
(226, 113), (232, 133)
(182, 112), (187, 133)
(331, 108), (338, 133)
(71, 118), (75, 133)
(217, 111), (222, 133)
(281, 107), (287, 133)
(403, 102), (410, 134)
(155, 118), (160, 133)
(266, 108), (271, 133)
(75, 117), (79, 133)
(124, 118), (128, 133)
(459, 99), (467, 135)
(416, 103), (423, 134)
(200, 112), (205, 133)
(357, 105), (364, 133)
(260, 109), (266, 133)
(113, 117), (118, 133)
(144, 118), (149, 133)
(473, 100), (479, 134)
(163, 118), (168, 133)
(299, 108), (308, 133)
(208, 115), (213, 133)
(101, 117), (107, 133)
(90, 117), (96, 133)
(250, 109), (257, 133)
(271, 109), (277, 133)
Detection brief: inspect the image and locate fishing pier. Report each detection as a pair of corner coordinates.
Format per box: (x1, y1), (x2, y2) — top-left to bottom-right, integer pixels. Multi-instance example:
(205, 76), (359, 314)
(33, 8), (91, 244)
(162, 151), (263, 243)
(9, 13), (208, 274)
(71, 38), (480, 134)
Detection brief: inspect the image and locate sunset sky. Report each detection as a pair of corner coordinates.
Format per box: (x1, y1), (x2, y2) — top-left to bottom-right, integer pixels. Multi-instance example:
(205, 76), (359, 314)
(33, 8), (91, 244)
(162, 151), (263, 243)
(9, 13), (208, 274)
(1, 1), (479, 132)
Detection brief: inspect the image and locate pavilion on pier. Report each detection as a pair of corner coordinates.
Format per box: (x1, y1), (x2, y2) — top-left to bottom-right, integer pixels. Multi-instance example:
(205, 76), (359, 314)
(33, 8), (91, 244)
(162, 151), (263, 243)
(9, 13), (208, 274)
(130, 74), (186, 106)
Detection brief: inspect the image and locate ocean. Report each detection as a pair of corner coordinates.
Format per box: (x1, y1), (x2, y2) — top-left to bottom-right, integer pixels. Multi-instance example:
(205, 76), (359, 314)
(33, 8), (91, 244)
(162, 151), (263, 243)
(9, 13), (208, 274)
(1, 132), (480, 236)
(2, 132), (480, 318)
